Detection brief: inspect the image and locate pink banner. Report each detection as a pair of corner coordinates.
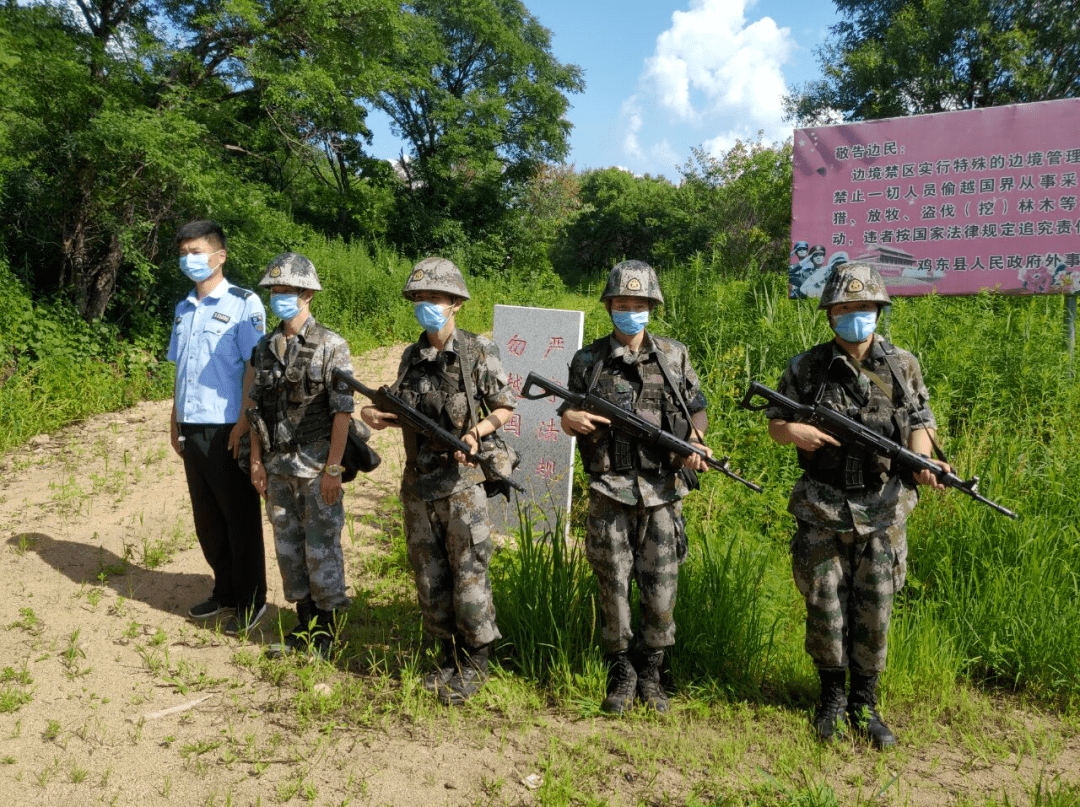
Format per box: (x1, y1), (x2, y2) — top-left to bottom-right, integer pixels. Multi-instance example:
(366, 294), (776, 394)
(790, 98), (1080, 299)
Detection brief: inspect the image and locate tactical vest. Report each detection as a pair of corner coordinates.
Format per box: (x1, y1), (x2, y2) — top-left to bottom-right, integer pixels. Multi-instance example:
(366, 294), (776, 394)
(796, 340), (916, 491)
(578, 336), (692, 474)
(393, 330), (480, 471)
(252, 322), (334, 450)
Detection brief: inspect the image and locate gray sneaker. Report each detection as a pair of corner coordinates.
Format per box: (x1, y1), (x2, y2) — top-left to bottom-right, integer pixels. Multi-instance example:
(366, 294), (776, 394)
(188, 599), (232, 620)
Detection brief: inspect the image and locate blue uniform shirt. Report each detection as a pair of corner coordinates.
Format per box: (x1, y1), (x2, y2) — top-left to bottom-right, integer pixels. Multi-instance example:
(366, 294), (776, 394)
(168, 279), (266, 424)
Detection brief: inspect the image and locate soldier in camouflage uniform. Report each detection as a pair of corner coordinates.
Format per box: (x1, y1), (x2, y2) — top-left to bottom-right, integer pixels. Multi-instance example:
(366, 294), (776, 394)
(247, 253), (358, 658)
(360, 257), (516, 705)
(766, 262), (950, 748)
(560, 260), (711, 715)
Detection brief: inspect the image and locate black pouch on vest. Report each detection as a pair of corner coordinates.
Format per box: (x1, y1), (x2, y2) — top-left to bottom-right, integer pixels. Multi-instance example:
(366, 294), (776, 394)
(341, 418), (381, 482)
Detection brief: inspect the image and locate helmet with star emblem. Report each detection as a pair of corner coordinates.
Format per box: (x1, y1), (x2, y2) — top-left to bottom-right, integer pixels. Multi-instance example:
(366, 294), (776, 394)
(259, 252), (322, 291)
(600, 260), (664, 305)
(402, 257), (471, 301)
(817, 262), (890, 310)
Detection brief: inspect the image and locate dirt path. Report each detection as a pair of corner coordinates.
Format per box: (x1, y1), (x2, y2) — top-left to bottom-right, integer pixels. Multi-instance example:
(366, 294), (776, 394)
(0, 344), (1077, 807)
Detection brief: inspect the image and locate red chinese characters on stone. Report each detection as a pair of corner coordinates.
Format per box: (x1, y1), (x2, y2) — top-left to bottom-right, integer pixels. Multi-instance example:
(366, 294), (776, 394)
(506, 334), (527, 356)
(536, 419), (559, 442)
(535, 458), (556, 478)
(502, 414), (522, 437)
(542, 336), (565, 360)
(506, 373), (525, 398)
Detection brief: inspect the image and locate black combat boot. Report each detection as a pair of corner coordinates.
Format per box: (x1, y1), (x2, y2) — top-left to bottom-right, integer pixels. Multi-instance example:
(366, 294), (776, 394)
(268, 599), (316, 657)
(635, 648), (669, 714)
(422, 637), (458, 693)
(848, 672), (896, 749)
(309, 607), (339, 659)
(600, 651), (637, 715)
(812, 668), (848, 742)
(438, 642), (490, 706)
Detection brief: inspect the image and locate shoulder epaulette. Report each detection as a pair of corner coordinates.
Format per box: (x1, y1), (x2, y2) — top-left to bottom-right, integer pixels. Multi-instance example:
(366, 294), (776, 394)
(227, 286), (254, 299)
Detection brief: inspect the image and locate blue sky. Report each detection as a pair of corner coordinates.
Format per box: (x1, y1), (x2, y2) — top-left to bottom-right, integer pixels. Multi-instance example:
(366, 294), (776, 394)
(366, 0), (842, 180)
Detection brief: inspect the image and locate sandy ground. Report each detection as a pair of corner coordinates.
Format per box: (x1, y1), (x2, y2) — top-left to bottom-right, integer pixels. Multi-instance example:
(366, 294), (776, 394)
(0, 343), (1077, 807)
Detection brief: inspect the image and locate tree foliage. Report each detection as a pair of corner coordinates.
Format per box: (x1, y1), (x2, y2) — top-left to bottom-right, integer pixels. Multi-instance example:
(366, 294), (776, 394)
(676, 137), (793, 273)
(786, 0), (1080, 125)
(553, 137), (793, 280)
(378, 0), (584, 257)
(0, 0), (583, 322)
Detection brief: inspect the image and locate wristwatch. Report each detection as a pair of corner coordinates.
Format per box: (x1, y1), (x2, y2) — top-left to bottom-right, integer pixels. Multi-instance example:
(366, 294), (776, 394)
(324, 464), (345, 478)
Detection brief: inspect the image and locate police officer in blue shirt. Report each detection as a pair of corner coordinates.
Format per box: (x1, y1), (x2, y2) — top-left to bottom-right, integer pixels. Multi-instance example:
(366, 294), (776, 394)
(168, 220), (268, 634)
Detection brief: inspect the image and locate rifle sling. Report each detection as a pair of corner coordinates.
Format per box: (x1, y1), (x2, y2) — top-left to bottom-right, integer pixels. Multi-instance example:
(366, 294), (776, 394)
(877, 348), (948, 463)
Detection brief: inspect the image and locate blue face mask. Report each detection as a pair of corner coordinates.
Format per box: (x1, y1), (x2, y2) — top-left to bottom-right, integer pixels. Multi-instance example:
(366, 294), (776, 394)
(270, 293), (301, 321)
(414, 301), (450, 333)
(179, 253), (214, 283)
(611, 309), (649, 336)
(833, 310), (878, 342)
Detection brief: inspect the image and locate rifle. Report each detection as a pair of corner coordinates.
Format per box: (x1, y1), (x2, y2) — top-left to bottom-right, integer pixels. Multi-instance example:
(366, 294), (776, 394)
(331, 369), (525, 494)
(521, 372), (763, 493)
(740, 381), (1017, 519)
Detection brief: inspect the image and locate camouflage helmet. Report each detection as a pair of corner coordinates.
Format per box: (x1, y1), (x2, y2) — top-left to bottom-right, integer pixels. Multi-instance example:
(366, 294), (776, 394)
(600, 260), (664, 305)
(260, 252), (322, 291)
(402, 257), (471, 301)
(817, 262), (890, 310)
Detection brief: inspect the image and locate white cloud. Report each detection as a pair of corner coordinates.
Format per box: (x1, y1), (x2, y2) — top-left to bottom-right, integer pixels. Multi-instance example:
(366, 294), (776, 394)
(621, 96), (645, 160)
(645, 0), (792, 125)
(623, 0), (796, 172)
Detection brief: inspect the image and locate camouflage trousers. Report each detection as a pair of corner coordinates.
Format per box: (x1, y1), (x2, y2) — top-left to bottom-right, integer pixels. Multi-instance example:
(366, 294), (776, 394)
(265, 474), (350, 612)
(791, 519), (908, 674)
(401, 484), (501, 648)
(585, 495), (683, 654)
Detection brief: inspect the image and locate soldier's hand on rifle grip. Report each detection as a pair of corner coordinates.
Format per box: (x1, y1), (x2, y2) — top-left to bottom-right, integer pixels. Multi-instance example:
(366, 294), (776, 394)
(560, 409), (610, 436)
(683, 442), (712, 471)
(913, 458), (951, 490)
(360, 406), (398, 431)
(769, 420), (841, 452)
(455, 431), (480, 468)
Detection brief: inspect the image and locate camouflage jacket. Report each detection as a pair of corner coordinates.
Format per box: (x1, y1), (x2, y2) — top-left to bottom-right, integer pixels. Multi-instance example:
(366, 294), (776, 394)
(394, 328), (516, 501)
(766, 336), (937, 534)
(564, 332), (707, 507)
(249, 315), (355, 479)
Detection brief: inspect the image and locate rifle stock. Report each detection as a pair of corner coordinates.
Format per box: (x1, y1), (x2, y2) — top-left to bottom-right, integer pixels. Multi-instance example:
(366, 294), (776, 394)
(522, 372), (763, 493)
(740, 381), (1017, 519)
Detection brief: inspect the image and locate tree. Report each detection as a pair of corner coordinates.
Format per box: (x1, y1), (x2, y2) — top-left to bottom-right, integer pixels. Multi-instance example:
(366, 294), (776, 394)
(554, 168), (680, 279)
(676, 138), (793, 273)
(377, 0), (584, 255)
(786, 0), (1080, 125)
(0, 0), (395, 319)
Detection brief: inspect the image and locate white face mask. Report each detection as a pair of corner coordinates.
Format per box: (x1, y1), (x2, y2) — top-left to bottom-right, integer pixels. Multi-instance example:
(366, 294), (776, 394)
(832, 310), (878, 342)
(611, 309), (649, 335)
(180, 252), (215, 282)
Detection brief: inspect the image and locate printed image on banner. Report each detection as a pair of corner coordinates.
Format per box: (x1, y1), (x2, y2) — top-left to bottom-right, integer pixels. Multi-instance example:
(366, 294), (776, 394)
(489, 304), (584, 537)
(790, 97), (1080, 299)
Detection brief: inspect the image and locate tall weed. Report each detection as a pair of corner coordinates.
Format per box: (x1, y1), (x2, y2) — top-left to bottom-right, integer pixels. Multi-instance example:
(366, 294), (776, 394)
(490, 513), (603, 702)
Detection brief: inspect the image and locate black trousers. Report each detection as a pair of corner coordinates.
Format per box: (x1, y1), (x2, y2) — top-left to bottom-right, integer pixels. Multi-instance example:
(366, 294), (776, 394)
(180, 423), (266, 610)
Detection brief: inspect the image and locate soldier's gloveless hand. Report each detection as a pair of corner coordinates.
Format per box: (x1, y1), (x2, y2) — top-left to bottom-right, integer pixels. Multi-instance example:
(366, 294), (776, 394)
(560, 409), (610, 436)
(360, 406), (399, 431)
(320, 472), (343, 505)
